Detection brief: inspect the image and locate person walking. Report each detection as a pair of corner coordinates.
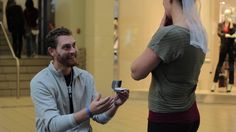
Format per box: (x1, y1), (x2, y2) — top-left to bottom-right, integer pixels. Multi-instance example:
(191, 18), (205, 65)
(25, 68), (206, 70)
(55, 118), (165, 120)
(6, 0), (25, 58)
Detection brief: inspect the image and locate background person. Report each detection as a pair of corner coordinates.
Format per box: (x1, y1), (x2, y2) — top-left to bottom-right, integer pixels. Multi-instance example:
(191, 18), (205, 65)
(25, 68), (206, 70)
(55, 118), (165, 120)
(24, 0), (39, 57)
(5, 0), (25, 58)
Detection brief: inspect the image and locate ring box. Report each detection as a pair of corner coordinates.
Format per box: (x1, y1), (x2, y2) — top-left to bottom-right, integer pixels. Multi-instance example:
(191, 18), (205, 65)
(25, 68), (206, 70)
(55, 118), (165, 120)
(112, 80), (128, 92)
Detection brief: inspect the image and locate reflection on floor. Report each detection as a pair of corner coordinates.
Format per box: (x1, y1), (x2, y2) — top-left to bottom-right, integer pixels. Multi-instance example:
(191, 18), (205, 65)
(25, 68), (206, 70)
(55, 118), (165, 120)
(0, 95), (235, 132)
(196, 88), (236, 104)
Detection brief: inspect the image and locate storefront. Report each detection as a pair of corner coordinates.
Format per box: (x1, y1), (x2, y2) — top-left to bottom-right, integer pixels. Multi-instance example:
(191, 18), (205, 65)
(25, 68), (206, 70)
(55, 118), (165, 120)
(115, 0), (236, 94)
(2, 0), (235, 96)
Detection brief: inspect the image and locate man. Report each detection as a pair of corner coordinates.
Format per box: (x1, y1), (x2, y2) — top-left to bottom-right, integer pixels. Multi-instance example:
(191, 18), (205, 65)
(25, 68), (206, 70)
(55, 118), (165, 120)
(6, 0), (25, 58)
(30, 27), (129, 132)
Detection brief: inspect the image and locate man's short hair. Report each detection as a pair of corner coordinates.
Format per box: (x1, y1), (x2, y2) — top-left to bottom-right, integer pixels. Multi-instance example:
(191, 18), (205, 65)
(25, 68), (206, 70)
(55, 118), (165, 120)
(45, 27), (72, 48)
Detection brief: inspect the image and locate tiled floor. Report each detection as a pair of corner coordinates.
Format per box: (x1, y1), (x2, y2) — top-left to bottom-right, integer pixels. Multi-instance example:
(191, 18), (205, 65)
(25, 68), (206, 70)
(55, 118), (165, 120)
(0, 95), (236, 132)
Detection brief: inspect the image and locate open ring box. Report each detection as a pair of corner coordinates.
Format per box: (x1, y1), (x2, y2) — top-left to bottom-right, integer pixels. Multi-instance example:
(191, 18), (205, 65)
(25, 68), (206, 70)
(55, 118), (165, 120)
(112, 80), (128, 92)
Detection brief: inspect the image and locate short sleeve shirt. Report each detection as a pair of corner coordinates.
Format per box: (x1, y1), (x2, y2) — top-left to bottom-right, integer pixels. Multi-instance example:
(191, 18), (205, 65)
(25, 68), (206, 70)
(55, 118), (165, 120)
(147, 25), (205, 113)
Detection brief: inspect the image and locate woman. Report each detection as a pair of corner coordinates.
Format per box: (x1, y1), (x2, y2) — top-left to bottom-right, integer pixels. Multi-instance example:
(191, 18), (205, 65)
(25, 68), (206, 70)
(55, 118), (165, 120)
(24, 0), (39, 57)
(131, 0), (207, 132)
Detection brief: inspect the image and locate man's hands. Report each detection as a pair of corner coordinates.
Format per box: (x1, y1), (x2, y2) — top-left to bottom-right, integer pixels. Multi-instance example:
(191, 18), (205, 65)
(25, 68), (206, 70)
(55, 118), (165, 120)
(74, 92), (129, 124)
(89, 94), (113, 115)
(114, 90), (129, 107)
(87, 90), (129, 119)
(89, 90), (129, 114)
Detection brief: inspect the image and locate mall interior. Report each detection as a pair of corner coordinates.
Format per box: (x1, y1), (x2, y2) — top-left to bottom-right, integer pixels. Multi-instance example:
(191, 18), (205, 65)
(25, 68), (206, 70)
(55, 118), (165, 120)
(0, 0), (236, 131)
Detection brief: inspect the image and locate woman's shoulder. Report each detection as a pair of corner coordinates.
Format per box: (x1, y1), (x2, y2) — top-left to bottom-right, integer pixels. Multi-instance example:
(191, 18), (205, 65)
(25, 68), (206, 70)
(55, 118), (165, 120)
(154, 25), (188, 40)
(159, 25), (188, 33)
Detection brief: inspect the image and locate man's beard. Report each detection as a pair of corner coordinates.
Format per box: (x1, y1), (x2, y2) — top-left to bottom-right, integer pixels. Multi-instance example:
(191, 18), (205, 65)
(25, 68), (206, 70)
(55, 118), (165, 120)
(57, 53), (78, 67)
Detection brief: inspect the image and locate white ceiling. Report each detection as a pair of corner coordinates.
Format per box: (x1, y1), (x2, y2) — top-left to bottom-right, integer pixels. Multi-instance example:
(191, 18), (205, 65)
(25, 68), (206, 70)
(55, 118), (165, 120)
(220, 0), (236, 22)
(219, 0), (236, 15)
(221, 0), (236, 7)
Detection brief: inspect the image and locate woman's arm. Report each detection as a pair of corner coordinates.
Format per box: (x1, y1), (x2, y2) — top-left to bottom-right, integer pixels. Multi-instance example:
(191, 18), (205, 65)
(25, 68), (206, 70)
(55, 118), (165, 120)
(131, 48), (161, 80)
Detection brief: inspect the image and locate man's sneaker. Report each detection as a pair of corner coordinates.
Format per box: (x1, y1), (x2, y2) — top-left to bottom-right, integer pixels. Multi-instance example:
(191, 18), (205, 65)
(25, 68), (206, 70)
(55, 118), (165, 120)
(226, 84), (233, 92)
(211, 82), (217, 92)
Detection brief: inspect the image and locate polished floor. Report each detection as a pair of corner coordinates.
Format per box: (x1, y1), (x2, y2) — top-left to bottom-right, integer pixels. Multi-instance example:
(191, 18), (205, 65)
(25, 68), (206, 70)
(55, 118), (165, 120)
(0, 96), (236, 132)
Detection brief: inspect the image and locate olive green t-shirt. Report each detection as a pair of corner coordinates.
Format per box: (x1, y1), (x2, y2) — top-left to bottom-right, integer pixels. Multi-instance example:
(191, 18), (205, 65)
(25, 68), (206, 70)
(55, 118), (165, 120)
(148, 25), (205, 113)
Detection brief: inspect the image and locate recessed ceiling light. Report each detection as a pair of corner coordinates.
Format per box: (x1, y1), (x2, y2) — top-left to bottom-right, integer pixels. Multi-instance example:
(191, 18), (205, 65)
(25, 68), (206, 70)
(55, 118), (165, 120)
(220, 1), (226, 4)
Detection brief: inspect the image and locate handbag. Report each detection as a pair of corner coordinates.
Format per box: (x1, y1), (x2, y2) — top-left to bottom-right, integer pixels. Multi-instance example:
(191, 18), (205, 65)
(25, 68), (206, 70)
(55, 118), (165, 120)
(218, 73), (227, 88)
